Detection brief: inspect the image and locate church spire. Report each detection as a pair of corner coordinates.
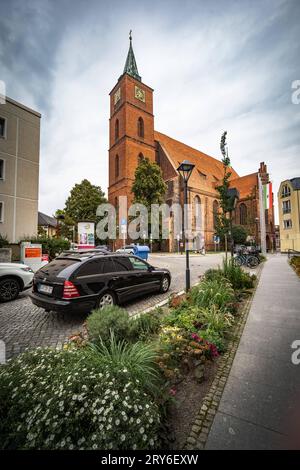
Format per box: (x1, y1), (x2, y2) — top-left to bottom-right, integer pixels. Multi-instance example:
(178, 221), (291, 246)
(123, 30), (141, 82)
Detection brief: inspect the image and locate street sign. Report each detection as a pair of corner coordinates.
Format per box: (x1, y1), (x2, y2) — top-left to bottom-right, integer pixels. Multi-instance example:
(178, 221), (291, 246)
(213, 235), (220, 244)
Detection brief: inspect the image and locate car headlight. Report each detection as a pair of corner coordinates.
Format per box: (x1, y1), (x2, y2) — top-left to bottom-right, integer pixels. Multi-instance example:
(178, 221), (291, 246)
(21, 267), (34, 273)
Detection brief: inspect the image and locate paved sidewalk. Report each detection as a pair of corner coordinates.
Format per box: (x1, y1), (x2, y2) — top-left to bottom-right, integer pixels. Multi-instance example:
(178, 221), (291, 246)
(205, 255), (300, 450)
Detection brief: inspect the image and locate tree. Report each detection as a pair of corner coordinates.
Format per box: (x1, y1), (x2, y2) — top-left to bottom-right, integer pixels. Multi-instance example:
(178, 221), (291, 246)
(131, 158), (167, 245)
(217, 225), (248, 245)
(131, 159), (167, 208)
(54, 209), (75, 241)
(216, 131), (233, 260)
(64, 179), (107, 223)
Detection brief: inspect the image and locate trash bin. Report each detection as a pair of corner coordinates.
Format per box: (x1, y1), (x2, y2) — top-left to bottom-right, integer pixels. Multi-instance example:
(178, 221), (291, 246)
(133, 245), (150, 261)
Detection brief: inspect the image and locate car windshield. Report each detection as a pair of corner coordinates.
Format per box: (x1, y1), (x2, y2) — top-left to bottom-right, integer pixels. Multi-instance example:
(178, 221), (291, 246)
(129, 257), (149, 271)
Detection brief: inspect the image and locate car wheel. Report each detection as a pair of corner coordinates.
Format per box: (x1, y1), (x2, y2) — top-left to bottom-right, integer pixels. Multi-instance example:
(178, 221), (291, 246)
(160, 275), (170, 293)
(97, 291), (116, 309)
(0, 278), (20, 302)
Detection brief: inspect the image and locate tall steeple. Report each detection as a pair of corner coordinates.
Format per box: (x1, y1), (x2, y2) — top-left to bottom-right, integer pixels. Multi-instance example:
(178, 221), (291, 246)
(123, 30), (141, 81)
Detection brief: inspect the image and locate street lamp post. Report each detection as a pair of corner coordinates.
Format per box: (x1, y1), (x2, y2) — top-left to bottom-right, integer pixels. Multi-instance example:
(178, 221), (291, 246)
(177, 160), (195, 291)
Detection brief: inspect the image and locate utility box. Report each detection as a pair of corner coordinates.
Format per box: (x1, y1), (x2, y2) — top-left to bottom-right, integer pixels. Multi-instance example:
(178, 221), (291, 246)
(133, 245), (150, 261)
(20, 242), (43, 272)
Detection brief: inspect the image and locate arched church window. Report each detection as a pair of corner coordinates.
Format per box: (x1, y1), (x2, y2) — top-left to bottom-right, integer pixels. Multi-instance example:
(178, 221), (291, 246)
(115, 119), (119, 141)
(137, 117), (144, 138)
(239, 203), (247, 225)
(213, 200), (219, 229)
(194, 195), (202, 230)
(115, 155), (119, 179)
(138, 153), (144, 164)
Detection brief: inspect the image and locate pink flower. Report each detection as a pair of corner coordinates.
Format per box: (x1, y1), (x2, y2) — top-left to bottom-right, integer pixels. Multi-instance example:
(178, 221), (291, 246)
(191, 333), (200, 342)
(169, 388), (176, 396)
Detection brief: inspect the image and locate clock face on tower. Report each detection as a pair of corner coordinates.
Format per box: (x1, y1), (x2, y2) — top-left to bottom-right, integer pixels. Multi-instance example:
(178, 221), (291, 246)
(114, 87), (121, 105)
(135, 86), (145, 103)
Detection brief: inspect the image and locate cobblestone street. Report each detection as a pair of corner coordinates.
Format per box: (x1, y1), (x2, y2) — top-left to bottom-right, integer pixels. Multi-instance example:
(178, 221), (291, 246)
(0, 253), (224, 358)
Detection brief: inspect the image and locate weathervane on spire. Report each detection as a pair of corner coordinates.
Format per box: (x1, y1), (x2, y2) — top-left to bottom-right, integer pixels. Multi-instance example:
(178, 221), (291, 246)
(123, 29), (141, 81)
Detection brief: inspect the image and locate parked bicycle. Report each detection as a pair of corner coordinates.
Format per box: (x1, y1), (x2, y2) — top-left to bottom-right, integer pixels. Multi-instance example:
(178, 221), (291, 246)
(234, 246), (260, 269)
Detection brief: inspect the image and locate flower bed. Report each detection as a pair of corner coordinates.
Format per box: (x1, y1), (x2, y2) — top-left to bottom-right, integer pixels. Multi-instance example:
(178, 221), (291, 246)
(0, 259), (256, 450)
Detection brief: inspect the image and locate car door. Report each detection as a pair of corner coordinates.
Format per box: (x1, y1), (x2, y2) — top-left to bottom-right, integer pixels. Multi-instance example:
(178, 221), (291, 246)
(109, 256), (137, 302)
(128, 256), (161, 296)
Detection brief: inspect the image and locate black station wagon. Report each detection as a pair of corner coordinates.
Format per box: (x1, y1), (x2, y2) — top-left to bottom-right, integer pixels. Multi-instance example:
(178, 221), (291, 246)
(30, 251), (171, 313)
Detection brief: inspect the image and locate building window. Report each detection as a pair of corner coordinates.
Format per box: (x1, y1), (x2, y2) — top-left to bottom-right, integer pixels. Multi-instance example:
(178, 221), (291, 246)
(213, 200), (219, 229)
(0, 159), (4, 180)
(0, 202), (3, 222)
(198, 170), (207, 180)
(115, 155), (119, 179)
(281, 185), (291, 198)
(115, 119), (119, 141)
(283, 219), (292, 229)
(282, 200), (291, 214)
(0, 117), (6, 138)
(194, 195), (202, 229)
(138, 152), (144, 164)
(239, 203), (247, 225)
(137, 117), (144, 138)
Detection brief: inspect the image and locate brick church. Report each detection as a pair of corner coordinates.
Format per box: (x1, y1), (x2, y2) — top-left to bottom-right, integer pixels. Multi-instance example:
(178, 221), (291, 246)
(108, 35), (275, 251)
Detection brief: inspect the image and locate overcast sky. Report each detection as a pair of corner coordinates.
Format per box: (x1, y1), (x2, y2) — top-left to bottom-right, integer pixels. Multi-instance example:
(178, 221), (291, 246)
(1, 0), (300, 222)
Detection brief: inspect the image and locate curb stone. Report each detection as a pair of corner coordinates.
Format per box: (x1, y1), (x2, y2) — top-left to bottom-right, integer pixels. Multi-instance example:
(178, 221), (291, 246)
(184, 262), (264, 450)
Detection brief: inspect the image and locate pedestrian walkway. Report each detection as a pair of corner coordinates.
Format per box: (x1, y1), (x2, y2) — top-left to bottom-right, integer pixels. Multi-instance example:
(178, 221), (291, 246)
(205, 254), (300, 450)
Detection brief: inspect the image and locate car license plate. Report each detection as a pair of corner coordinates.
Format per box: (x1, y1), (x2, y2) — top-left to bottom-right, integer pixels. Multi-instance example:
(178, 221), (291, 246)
(38, 284), (53, 295)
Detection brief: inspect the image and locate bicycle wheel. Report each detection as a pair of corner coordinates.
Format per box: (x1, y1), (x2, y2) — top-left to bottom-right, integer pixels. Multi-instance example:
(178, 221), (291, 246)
(247, 255), (259, 268)
(234, 256), (243, 267)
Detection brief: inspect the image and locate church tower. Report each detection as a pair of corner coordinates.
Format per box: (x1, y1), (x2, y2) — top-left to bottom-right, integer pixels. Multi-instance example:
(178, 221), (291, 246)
(108, 33), (155, 212)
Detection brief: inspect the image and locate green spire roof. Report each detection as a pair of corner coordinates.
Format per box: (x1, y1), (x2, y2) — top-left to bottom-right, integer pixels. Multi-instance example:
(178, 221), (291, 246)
(123, 31), (141, 81)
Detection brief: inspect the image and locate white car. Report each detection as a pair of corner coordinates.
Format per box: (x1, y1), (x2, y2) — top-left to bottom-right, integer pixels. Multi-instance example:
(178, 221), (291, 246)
(0, 263), (34, 302)
(115, 245), (136, 255)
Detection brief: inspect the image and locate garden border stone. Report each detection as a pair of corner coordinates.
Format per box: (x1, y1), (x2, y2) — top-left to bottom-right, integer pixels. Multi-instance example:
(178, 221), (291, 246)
(183, 262), (265, 450)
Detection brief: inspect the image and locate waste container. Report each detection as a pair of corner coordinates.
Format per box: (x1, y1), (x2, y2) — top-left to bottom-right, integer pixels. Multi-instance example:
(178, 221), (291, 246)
(133, 245), (150, 261)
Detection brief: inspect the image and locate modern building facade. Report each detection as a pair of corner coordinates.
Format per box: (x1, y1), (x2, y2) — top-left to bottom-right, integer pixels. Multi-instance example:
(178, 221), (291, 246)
(108, 36), (275, 251)
(0, 97), (41, 243)
(278, 178), (300, 252)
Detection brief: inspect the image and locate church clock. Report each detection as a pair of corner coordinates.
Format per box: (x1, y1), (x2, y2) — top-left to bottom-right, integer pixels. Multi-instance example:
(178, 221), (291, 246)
(135, 86), (145, 102)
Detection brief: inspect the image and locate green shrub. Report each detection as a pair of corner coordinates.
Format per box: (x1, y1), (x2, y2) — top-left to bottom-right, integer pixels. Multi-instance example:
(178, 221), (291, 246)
(88, 332), (160, 394)
(0, 348), (160, 450)
(222, 258), (255, 290)
(197, 305), (234, 333)
(197, 329), (226, 353)
(189, 279), (235, 312)
(0, 234), (9, 248)
(20, 237), (70, 260)
(163, 305), (199, 331)
(204, 268), (225, 282)
(129, 311), (161, 341)
(87, 306), (131, 345)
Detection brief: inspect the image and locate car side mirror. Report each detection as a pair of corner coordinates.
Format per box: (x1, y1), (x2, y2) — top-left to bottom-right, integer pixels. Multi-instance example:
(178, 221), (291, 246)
(148, 265), (154, 272)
